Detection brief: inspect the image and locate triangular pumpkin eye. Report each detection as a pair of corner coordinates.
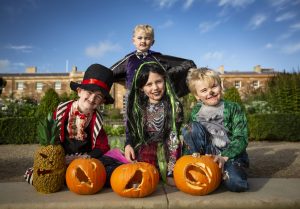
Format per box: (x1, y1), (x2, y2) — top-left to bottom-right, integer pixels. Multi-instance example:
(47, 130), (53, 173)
(125, 170), (143, 189)
(39, 153), (48, 158)
(75, 167), (92, 185)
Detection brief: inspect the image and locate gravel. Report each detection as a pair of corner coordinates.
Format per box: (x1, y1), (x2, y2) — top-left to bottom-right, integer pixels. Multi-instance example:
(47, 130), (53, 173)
(0, 141), (299, 182)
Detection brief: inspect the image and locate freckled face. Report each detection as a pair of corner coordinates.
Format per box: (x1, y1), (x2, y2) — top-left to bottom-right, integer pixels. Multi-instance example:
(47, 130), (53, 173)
(194, 80), (222, 106)
(132, 30), (154, 53)
(142, 72), (165, 104)
(77, 88), (105, 114)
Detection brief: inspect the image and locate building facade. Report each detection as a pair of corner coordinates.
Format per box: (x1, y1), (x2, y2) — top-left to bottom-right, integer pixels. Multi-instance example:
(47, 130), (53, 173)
(0, 65), (276, 110)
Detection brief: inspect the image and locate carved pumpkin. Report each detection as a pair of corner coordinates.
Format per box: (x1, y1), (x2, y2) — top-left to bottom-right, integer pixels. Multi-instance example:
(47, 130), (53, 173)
(173, 153), (221, 195)
(33, 113), (66, 194)
(66, 158), (106, 195)
(33, 144), (66, 193)
(110, 162), (159, 198)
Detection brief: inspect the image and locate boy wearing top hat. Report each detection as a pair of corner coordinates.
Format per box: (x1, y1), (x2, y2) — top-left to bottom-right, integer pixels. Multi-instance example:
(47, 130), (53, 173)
(25, 63), (122, 186)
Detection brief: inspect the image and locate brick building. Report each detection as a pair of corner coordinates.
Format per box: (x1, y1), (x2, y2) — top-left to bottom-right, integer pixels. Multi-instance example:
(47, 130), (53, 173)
(0, 65), (276, 110)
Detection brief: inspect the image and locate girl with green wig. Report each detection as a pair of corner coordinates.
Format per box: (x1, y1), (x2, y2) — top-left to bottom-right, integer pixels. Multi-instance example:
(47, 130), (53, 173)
(124, 61), (183, 185)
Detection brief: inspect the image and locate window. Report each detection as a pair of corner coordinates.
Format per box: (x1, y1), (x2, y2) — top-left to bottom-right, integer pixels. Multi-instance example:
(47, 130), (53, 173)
(36, 82), (43, 91)
(234, 80), (241, 89)
(253, 80), (259, 88)
(54, 82), (61, 90)
(122, 95), (127, 114)
(16, 82), (24, 90)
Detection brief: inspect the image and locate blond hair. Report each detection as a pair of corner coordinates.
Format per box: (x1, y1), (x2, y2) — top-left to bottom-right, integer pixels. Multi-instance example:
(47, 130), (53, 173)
(186, 67), (222, 95)
(133, 24), (154, 39)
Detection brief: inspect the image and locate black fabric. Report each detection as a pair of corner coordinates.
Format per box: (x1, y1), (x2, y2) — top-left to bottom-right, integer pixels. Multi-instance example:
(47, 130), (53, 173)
(98, 155), (123, 187)
(111, 50), (196, 97)
(70, 63), (114, 104)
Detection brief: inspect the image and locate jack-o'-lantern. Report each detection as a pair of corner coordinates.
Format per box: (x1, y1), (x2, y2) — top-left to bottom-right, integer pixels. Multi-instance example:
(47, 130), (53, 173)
(173, 153), (221, 195)
(33, 113), (66, 194)
(66, 158), (106, 195)
(110, 162), (159, 198)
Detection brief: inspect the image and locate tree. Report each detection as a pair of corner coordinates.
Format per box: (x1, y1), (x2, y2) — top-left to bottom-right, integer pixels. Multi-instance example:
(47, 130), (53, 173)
(36, 88), (60, 119)
(266, 72), (300, 113)
(223, 87), (245, 111)
(0, 77), (7, 95)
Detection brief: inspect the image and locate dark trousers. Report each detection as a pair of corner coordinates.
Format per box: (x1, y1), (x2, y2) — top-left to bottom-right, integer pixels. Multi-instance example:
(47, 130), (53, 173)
(182, 121), (249, 192)
(98, 156), (123, 187)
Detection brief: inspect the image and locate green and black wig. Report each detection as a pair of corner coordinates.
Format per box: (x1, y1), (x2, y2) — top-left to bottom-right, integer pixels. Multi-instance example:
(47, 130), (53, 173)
(126, 61), (183, 149)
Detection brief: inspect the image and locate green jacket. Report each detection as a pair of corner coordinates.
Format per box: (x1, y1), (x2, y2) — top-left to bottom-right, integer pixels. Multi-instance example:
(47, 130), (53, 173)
(189, 100), (248, 159)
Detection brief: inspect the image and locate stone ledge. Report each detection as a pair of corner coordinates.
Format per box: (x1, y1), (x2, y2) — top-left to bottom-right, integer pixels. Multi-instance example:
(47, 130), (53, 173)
(0, 178), (299, 209)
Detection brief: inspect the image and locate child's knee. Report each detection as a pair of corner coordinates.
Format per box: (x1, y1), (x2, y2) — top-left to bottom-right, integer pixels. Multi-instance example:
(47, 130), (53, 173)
(223, 173), (249, 192)
(223, 162), (249, 192)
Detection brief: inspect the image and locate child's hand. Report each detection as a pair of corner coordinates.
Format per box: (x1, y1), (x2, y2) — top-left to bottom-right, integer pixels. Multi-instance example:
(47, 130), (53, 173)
(211, 155), (228, 173)
(124, 145), (136, 162)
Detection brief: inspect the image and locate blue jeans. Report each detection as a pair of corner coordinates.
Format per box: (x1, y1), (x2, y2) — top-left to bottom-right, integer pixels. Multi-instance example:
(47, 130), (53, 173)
(182, 121), (249, 192)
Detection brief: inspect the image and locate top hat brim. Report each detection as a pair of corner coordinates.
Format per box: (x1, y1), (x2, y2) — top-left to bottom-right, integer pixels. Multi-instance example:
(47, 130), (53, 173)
(70, 81), (114, 104)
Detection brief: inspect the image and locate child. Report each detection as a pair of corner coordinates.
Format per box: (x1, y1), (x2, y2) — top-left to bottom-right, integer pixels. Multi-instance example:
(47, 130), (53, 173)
(25, 63), (122, 186)
(111, 24), (196, 98)
(124, 61), (183, 185)
(182, 67), (249, 192)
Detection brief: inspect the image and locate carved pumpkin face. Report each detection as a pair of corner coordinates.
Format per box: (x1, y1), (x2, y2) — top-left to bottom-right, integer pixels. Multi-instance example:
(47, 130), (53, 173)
(66, 158), (106, 195)
(173, 154), (221, 195)
(33, 145), (66, 193)
(110, 162), (159, 198)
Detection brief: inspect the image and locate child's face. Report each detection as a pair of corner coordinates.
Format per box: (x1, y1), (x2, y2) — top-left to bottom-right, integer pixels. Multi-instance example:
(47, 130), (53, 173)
(194, 80), (222, 106)
(77, 88), (105, 113)
(132, 30), (154, 52)
(142, 72), (165, 104)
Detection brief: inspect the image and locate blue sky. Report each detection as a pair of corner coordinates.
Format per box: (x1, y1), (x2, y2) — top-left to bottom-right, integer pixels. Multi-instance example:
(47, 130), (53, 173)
(1, 0), (300, 74)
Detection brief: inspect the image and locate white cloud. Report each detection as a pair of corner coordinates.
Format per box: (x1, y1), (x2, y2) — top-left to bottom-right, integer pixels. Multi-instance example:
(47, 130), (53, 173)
(13, 62), (26, 67)
(275, 12), (296, 22)
(0, 60), (10, 72)
(6, 44), (33, 53)
(183, 0), (194, 10)
(282, 42), (300, 54)
(199, 21), (221, 33)
(158, 20), (174, 29)
(203, 51), (224, 61)
(265, 43), (273, 49)
(290, 22), (300, 31)
(248, 14), (267, 30)
(218, 0), (254, 8)
(270, 0), (291, 11)
(85, 41), (122, 58)
(155, 0), (177, 9)
(277, 22), (300, 40)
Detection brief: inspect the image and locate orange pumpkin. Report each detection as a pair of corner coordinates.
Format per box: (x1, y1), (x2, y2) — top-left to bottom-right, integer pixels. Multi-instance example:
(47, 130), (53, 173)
(173, 153), (221, 195)
(110, 162), (159, 198)
(66, 158), (106, 195)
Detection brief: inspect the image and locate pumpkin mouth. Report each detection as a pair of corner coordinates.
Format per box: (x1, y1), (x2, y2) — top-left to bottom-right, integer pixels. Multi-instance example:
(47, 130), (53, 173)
(185, 165), (209, 186)
(75, 167), (92, 186)
(37, 169), (53, 175)
(125, 170), (143, 189)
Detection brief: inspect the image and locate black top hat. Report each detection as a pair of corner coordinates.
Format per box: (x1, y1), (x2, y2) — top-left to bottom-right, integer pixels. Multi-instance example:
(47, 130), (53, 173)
(70, 63), (114, 104)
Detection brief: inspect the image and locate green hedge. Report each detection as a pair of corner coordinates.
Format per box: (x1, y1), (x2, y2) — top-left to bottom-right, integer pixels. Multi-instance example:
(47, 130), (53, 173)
(0, 117), (125, 144)
(248, 113), (300, 141)
(1, 114), (299, 144)
(0, 117), (38, 144)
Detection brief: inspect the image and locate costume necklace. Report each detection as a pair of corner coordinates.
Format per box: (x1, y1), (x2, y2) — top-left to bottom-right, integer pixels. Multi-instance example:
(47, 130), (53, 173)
(146, 101), (165, 132)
